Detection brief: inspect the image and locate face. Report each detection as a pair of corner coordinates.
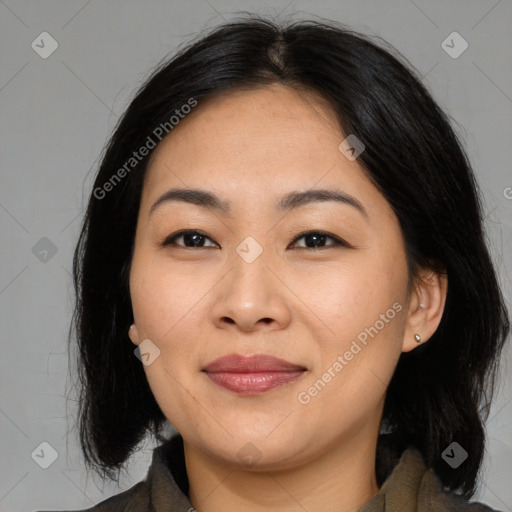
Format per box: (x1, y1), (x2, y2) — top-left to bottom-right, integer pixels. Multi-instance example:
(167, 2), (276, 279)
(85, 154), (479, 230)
(128, 84), (418, 470)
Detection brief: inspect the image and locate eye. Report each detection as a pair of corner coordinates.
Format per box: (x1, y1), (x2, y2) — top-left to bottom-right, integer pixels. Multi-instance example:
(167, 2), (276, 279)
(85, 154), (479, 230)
(288, 230), (350, 250)
(161, 229), (350, 250)
(161, 229), (218, 248)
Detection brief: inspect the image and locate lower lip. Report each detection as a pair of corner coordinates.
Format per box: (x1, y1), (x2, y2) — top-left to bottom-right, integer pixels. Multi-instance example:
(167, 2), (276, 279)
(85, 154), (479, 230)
(204, 370), (306, 395)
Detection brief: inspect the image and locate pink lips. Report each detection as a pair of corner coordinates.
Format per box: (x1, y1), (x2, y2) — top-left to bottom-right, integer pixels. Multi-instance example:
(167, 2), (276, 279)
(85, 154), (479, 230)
(202, 354), (307, 395)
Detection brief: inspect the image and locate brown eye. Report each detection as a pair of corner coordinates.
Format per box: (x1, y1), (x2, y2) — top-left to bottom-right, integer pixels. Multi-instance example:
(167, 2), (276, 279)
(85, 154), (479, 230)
(161, 229), (350, 250)
(289, 231), (350, 249)
(161, 230), (218, 248)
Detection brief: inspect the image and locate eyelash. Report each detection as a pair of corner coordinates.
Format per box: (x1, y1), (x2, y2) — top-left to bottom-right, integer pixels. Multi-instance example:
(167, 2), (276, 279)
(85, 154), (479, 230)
(160, 229), (351, 250)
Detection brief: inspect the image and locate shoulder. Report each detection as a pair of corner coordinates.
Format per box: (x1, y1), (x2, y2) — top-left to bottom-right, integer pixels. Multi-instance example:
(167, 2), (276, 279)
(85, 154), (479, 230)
(363, 445), (505, 512)
(409, 449), (504, 512)
(422, 471), (504, 512)
(35, 433), (192, 512)
(35, 480), (150, 512)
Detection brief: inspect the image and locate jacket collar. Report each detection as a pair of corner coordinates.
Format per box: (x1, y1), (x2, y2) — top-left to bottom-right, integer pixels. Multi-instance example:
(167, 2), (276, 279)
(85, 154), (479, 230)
(144, 433), (468, 512)
(146, 433), (192, 511)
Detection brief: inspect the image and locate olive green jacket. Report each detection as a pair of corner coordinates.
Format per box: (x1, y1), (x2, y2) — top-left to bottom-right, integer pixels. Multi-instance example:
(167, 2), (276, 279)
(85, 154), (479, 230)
(39, 434), (503, 512)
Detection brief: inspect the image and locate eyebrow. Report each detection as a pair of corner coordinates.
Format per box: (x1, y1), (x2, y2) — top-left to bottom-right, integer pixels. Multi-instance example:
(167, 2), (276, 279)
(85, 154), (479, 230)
(149, 187), (367, 218)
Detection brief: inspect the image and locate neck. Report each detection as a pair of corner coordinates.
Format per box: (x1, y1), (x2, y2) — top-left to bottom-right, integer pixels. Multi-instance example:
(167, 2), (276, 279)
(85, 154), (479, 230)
(185, 432), (380, 512)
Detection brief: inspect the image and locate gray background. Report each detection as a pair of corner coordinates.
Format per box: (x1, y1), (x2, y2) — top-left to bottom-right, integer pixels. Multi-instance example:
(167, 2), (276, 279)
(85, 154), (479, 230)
(1, 1), (511, 511)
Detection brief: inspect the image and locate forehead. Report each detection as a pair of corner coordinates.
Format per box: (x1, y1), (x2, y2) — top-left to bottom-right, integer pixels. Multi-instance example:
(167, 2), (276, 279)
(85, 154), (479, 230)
(141, 84), (390, 221)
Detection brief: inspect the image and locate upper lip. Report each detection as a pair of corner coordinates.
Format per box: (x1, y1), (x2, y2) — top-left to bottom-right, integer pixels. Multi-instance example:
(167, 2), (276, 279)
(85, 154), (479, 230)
(202, 354), (307, 373)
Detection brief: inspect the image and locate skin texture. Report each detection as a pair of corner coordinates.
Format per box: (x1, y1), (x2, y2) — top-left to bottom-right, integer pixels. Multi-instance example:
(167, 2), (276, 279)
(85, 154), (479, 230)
(128, 84), (448, 512)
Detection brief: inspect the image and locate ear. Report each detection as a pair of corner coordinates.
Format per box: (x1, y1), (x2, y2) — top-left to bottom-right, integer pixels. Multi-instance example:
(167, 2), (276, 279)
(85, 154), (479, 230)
(128, 323), (141, 346)
(402, 267), (448, 353)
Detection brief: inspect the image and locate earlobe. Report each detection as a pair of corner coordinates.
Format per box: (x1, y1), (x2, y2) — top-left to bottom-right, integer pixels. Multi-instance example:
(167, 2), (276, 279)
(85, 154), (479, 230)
(402, 268), (448, 353)
(128, 323), (140, 346)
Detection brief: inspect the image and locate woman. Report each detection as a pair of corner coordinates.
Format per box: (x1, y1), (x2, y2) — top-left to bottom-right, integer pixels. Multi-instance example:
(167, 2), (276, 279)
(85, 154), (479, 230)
(41, 16), (509, 512)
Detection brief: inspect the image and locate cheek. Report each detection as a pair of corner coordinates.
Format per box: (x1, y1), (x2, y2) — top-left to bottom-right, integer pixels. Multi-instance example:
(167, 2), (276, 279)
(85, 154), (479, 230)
(297, 266), (406, 420)
(129, 252), (202, 418)
(296, 248), (408, 399)
(129, 250), (212, 393)
(295, 251), (405, 336)
(130, 250), (196, 337)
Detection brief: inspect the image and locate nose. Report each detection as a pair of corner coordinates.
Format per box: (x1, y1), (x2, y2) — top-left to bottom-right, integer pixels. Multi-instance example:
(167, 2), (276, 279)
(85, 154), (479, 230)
(210, 250), (292, 333)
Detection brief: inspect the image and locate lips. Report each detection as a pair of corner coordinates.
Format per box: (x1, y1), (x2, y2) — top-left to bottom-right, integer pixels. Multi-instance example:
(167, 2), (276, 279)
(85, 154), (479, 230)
(202, 354), (307, 395)
(203, 354), (306, 373)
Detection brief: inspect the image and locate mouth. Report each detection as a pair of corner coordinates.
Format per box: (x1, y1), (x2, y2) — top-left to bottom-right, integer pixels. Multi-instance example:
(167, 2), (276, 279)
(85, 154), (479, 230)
(202, 354), (307, 395)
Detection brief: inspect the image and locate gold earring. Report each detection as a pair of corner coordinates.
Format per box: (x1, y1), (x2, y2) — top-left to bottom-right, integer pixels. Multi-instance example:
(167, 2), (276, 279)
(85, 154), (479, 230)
(414, 334), (422, 343)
